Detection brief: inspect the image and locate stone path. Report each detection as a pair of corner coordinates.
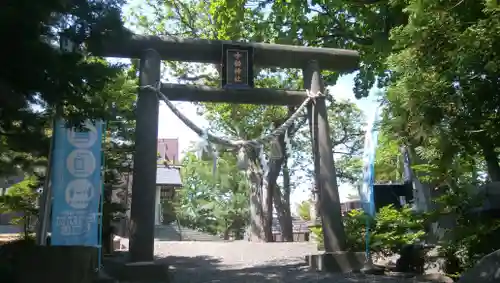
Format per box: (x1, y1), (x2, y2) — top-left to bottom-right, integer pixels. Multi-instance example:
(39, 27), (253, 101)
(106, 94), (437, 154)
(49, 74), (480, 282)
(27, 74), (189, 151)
(153, 241), (434, 283)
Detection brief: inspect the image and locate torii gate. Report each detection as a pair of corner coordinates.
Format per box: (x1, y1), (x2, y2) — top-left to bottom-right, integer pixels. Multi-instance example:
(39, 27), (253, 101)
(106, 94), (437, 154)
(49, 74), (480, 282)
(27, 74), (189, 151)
(91, 29), (360, 268)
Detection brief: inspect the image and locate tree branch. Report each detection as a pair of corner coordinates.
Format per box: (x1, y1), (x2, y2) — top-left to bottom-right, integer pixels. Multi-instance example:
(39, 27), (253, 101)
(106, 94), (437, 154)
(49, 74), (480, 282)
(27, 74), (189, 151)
(171, 0), (199, 36)
(349, 0), (386, 4)
(333, 151), (352, 155)
(177, 73), (217, 82)
(310, 6), (374, 46)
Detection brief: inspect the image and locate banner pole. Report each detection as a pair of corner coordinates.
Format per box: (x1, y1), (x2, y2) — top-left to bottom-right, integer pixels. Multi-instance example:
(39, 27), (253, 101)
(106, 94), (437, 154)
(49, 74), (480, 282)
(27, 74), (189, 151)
(97, 122), (107, 270)
(36, 118), (57, 245)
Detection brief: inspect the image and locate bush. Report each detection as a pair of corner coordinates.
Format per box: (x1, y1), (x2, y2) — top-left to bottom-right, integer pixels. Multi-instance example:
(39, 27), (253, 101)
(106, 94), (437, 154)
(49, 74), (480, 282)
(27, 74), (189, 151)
(372, 205), (426, 257)
(310, 186), (500, 278)
(431, 186), (500, 277)
(310, 205), (426, 259)
(310, 209), (371, 252)
(344, 208), (372, 252)
(308, 226), (322, 251)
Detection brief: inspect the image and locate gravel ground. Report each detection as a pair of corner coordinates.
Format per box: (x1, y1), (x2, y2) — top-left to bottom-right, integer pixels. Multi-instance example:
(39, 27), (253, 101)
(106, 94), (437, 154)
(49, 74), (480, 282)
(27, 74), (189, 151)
(153, 241), (433, 283)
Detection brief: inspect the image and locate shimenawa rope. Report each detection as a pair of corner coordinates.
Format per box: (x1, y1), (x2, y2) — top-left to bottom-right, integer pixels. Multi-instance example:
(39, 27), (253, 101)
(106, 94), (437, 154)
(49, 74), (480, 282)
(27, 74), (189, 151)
(140, 84), (321, 149)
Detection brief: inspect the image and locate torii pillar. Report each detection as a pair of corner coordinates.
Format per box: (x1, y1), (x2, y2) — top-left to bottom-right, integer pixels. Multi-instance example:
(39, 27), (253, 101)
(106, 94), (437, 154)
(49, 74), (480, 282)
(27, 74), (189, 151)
(129, 49), (161, 262)
(304, 61), (366, 272)
(304, 60), (346, 252)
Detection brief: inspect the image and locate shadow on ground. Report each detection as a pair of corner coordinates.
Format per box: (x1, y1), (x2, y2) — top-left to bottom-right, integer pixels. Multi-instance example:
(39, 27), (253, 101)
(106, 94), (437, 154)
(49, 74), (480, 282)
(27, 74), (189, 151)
(156, 255), (409, 283)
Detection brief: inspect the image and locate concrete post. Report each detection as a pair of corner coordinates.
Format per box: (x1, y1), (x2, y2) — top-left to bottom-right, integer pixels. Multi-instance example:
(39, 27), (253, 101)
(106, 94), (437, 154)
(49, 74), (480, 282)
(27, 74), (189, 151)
(129, 49), (161, 262)
(304, 60), (347, 252)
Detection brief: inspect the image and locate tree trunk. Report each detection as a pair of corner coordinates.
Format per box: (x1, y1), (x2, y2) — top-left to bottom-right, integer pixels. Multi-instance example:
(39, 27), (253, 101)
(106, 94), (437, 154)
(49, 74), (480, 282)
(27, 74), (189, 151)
(247, 166), (265, 242)
(282, 162), (293, 240)
(262, 171), (274, 242)
(274, 157), (293, 241)
(23, 215), (30, 241)
(268, 126), (293, 241)
(479, 138), (500, 182)
(263, 140), (288, 242)
(246, 116), (297, 242)
(247, 146), (272, 242)
(221, 219), (229, 240)
(270, 108), (299, 242)
(273, 189), (293, 241)
(230, 218), (245, 240)
(253, 119), (294, 243)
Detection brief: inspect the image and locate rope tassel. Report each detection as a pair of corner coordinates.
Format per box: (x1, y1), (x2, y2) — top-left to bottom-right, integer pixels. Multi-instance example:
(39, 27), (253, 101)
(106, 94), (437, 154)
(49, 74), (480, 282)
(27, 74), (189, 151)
(258, 145), (269, 176)
(212, 145), (219, 177)
(284, 129), (292, 158)
(196, 129), (210, 159)
(237, 147), (248, 171)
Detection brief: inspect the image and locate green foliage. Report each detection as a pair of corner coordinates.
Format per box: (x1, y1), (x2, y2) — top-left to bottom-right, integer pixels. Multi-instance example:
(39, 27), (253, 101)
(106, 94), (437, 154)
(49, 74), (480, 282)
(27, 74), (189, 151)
(370, 1), (500, 274)
(288, 100), (366, 187)
(176, 152), (249, 238)
(0, 176), (40, 214)
(0, 0), (128, 175)
(309, 209), (370, 252)
(371, 205), (426, 256)
(296, 200), (311, 221)
(311, 206), (425, 257)
(100, 70), (137, 253)
(309, 211), (366, 252)
(384, 0), (500, 182)
(309, 226), (324, 250)
(0, 175), (41, 240)
(343, 209), (371, 252)
(431, 186), (500, 274)
(262, 0), (405, 97)
(373, 130), (404, 183)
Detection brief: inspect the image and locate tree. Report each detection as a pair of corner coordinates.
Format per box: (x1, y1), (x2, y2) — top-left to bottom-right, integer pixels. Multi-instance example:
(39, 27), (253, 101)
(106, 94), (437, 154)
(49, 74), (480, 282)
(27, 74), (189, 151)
(0, 175), (41, 240)
(100, 69), (137, 254)
(176, 152), (249, 239)
(1, 0), (135, 251)
(258, 0), (407, 98)
(371, 2), (500, 272)
(0, 0), (128, 175)
(382, 1), (500, 183)
(373, 129), (403, 183)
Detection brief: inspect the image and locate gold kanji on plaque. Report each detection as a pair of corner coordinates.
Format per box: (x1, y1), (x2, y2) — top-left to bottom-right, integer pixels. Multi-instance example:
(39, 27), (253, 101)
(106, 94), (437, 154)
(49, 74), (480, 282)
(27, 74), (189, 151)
(222, 45), (254, 88)
(234, 52), (243, 82)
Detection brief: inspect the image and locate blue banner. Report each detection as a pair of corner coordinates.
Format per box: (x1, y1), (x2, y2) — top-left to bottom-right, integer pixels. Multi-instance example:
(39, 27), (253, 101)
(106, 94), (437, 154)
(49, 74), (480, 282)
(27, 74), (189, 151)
(359, 108), (380, 217)
(50, 120), (103, 246)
